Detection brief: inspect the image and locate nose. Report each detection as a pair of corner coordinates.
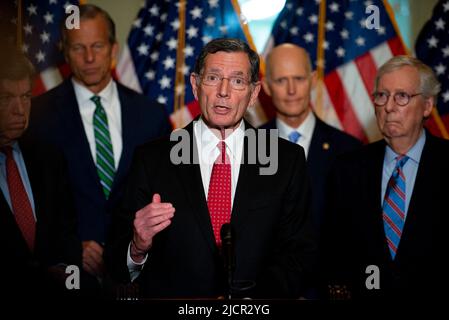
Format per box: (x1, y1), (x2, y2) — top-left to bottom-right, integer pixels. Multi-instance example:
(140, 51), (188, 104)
(11, 97), (26, 115)
(287, 78), (296, 95)
(217, 77), (230, 97)
(84, 47), (95, 63)
(384, 95), (396, 113)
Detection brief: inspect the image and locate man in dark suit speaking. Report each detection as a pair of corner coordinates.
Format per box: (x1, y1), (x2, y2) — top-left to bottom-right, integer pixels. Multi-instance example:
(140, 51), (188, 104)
(323, 55), (449, 299)
(105, 38), (317, 299)
(29, 4), (171, 283)
(260, 44), (361, 232)
(0, 48), (81, 298)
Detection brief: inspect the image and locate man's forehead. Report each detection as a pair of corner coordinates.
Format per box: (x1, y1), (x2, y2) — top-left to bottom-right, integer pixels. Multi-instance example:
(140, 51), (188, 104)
(203, 52), (250, 75)
(0, 78), (31, 92)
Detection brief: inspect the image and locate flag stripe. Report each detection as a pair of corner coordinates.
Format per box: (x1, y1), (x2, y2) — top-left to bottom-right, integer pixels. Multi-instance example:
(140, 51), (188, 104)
(338, 61), (382, 142)
(324, 70), (367, 142)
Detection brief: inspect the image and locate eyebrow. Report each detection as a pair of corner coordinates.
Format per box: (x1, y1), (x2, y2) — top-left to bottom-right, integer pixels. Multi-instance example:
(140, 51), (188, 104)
(206, 68), (246, 76)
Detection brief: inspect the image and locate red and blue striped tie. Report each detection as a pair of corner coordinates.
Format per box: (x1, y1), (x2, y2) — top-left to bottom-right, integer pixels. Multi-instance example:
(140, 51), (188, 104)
(382, 155), (409, 259)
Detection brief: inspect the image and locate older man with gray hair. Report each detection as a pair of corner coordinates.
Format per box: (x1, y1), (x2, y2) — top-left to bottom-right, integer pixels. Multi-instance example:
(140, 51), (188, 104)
(322, 55), (449, 300)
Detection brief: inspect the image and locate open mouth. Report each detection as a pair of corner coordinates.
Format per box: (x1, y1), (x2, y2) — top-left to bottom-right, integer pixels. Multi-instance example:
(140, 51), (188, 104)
(213, 105), (231, 114)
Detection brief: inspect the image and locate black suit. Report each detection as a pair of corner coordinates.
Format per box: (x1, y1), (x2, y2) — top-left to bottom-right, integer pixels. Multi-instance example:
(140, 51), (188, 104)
(261, 115), (361, 230)
(323, 132), (449, 299)
(29, 79), (171, 244)
(105, 121), (317, 298)
(0, 137), (81, 298)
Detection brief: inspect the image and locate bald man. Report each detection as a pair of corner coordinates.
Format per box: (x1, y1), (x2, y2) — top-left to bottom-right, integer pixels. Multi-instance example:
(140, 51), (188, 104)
(261, 43), (361, 231)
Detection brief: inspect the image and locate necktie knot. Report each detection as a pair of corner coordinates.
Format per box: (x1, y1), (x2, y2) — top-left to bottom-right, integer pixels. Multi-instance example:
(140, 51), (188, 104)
(288, 131), (301, 143)
(393, 155), (409, 178)
(1, 146), (13, 158)
(91, 95), (101, 105)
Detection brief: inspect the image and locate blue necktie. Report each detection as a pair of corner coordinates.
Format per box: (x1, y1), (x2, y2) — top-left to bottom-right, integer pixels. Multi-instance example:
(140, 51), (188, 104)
(382, 155), (409, 259)
(288, 131), (301, 143)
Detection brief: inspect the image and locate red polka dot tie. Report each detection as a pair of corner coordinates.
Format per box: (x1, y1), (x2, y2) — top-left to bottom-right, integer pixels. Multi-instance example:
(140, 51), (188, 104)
(207, 141), (231, 246)
(2, 146), (36, 251)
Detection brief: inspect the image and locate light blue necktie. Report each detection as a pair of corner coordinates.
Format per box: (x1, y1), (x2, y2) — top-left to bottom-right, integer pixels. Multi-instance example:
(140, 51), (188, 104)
(382, 155), (409, 259)
(288, 131), (301, 143)
(91, 95), (115, 199)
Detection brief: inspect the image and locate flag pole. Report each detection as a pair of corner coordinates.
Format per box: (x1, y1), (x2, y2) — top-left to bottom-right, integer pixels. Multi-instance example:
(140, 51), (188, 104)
(315, 0), (326, 120)
(383, 0), (448, 139)
(174, 0), (187, 129)
(16, 0), (23, 49)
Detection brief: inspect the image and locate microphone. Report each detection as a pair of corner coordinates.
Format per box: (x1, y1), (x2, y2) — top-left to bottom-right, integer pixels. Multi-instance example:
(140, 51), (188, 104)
(220, 223), (234, 299)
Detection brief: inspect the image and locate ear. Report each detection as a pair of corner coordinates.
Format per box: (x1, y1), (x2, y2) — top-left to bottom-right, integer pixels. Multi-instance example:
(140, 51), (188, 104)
(423, 96), (434, 118)
(111, 42), (119, 61)
(190, 73), (199, 100)
(310, 70), (318, 90)
(248, 82), (261, 107)
(261, 77), (272, 97)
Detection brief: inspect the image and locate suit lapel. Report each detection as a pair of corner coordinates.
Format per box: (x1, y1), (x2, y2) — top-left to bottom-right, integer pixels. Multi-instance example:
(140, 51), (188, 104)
(58, 80), (101, 192)
(174, 122), (217, 253)
(397, 134), (432, 258)
(363, 141), (393, 259)
(113, 84), (134, 195)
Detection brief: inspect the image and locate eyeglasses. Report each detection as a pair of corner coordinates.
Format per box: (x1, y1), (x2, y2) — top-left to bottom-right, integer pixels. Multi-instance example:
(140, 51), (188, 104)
(198, 73), (250, 91)
(372, 91), (423, 107)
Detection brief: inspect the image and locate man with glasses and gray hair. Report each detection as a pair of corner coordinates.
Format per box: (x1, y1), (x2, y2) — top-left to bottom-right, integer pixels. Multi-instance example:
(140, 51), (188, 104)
(105, 38), (317, 299)
(322, 55), (449, 300)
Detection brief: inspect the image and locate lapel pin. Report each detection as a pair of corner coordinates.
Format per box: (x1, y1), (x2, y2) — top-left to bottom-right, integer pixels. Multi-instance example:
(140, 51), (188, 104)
(322, 142), (330, 150)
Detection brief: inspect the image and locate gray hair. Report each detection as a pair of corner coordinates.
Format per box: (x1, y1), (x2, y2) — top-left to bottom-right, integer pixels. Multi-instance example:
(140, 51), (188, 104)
(61, 4), (116, 49)
(0, 46), (35, 81)
(374, 55), (441, 99)
(194, 38), (260, 84)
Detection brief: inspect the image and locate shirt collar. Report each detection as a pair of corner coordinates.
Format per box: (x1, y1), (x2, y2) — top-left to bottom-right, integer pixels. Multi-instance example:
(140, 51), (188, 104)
(195, 117), (245, 163)
(0, 141), (20, 158)
(276, 111), (316, 140)
(72, 78), (115, 107)
(385, 129), (426, 165)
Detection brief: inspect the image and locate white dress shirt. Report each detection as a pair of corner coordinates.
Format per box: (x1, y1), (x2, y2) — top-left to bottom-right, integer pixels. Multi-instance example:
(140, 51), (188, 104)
(72, 78), (122, 168)
(127, 117), (246, 280)
(276, 111), (316, 159)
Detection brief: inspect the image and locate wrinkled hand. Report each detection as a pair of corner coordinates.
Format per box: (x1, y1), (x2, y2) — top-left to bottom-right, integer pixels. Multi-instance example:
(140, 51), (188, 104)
(82, 240), (104, 277)
(131, 193), (175, 262)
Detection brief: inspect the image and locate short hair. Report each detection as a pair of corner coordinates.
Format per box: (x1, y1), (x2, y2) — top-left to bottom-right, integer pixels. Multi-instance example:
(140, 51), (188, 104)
(0, 46), (35, 81)
(61, 4), (116, 48)
(374, 55), (441, 99)
(193, 38), (260, 84)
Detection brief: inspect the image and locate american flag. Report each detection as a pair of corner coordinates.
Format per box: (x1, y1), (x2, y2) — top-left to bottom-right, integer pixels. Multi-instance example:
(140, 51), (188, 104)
(263, 0), (407, 143)
(415, 0), (449, 139)
(117, 0), (254, 128)
(20, 0), (78, 96)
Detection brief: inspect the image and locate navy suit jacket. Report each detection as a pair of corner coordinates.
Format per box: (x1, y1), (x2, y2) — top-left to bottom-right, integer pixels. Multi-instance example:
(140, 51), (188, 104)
(0, 137), (81, 297)
(261, 115), (361, 230)
(105, 121), (317, 299)
(323, 132), (449, 299)
(29, 79), (171, 243)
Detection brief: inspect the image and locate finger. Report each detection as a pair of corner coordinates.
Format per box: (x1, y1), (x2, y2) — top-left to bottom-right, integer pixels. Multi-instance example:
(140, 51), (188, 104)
(83, 257), (101, 276)
(144, 212), (174, 229)
(136, 206), (175, 222)
(152, 193), (161, 204)
(151, 219), (172, 235)
(83, 246), (104, 267)
(83, 240), (104, 256)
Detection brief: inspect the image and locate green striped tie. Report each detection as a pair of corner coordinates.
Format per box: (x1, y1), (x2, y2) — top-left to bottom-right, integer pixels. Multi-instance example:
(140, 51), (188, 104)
(91, 95), (115, 199)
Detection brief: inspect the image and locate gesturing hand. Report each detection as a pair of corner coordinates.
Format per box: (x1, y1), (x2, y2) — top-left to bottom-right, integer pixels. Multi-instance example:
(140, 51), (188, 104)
(130, 193), (175, 262)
